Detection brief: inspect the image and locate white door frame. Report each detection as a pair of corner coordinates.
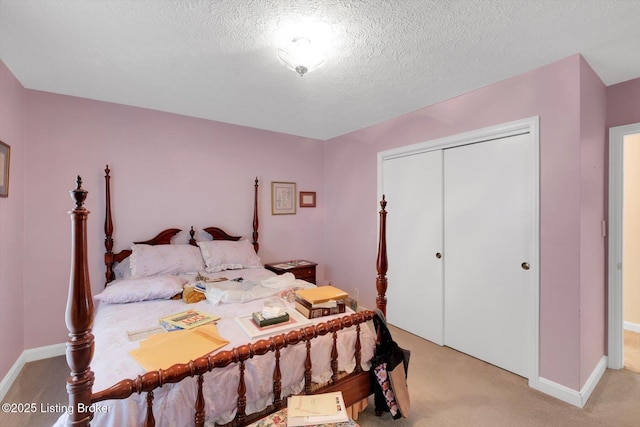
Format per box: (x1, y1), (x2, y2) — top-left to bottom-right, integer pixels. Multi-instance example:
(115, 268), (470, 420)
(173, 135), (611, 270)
(377, 116), (540, 387)
(608, 122), (640, 369)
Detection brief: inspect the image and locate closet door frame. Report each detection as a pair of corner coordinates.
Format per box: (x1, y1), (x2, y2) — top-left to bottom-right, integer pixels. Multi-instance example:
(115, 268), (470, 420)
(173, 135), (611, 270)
(377, 116), (540, 387)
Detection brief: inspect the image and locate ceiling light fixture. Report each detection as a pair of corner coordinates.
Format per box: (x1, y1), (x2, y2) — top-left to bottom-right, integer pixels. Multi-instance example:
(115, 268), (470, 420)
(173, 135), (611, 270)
(278, 37), (325, 76)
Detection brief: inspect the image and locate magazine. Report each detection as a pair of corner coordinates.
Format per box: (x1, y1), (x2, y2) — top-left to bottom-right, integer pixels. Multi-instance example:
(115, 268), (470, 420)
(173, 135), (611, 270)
(288, 391), (349, 426)
(159, 309), (220, 330)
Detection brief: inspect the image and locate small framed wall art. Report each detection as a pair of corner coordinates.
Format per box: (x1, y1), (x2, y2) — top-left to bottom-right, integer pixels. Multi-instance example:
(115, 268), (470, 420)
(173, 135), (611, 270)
(299, 191), (316, 208)
(0, 140), (10, 198)
(271, 181), (296, 215)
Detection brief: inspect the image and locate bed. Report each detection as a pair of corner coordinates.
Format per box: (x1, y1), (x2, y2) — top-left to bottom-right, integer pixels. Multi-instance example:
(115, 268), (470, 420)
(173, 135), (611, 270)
(59, 166), (390, 427)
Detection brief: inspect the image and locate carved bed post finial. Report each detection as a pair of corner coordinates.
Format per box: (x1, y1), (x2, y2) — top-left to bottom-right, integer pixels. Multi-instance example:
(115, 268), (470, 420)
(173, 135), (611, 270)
(104, 165), (114, 286)
(376, 195), (388, 317)
(189, 226), (196, 246)
(252, 177), (259, 253)
(66, 176), (95, 427)
(74, 176), (88, 207)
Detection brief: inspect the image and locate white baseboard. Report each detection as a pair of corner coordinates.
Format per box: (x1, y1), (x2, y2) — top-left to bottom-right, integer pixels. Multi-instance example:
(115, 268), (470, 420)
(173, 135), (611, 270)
(536, 355), (607, 408)
(0, 343), (66, 402)
(0, 353), (26, 403)
(624, 321), (640, 334)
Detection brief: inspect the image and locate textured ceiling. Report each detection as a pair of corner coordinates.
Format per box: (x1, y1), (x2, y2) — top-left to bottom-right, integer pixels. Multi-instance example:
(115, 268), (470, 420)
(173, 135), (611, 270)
(1, 0), (640, 140)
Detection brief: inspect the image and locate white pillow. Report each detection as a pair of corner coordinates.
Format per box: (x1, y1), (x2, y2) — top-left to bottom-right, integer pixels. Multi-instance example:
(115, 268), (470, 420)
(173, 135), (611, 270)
(197, 240), (262, 273)
(113, 257), (132, 279)
(95, 276), (187, 304)
(130, 244), (205, 278)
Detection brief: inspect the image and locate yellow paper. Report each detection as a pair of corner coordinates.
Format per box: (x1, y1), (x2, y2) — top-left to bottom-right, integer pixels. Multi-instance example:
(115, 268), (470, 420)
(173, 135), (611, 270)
(295, 286), (348, 304)
(129, 324), (229, 371)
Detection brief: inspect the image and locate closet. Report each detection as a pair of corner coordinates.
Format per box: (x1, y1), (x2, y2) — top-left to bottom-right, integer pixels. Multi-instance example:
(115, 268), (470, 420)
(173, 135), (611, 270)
(379, 120), (538, 379)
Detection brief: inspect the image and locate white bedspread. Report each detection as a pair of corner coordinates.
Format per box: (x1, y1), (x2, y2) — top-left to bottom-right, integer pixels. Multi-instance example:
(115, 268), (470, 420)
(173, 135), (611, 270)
(54, 269), (375, 427)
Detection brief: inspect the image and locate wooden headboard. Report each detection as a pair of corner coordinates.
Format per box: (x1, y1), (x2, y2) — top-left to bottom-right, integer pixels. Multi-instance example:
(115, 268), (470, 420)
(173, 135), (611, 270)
(102, 165), (260, 287)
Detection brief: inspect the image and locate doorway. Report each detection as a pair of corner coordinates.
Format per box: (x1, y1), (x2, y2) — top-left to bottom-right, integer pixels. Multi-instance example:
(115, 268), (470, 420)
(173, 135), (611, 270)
(608, 122), (640, 371)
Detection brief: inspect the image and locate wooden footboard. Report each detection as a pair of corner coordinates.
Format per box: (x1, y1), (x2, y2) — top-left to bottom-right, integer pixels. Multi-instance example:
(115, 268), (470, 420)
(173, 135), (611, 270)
(65, 173), (389, 426)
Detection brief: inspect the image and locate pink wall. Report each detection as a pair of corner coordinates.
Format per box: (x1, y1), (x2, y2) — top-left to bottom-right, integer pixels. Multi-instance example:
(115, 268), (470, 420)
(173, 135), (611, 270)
(606, 77), (640, 128)
(21, 91), (326, 349)
(323, 55), (605, 391)
(578, 57), (607, 386)
(0, 60), (25, 380)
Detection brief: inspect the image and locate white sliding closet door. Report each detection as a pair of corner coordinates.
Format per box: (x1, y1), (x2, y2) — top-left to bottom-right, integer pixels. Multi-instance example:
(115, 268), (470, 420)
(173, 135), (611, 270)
(383, 150), (444, 344)
(443, 133), (533, 377)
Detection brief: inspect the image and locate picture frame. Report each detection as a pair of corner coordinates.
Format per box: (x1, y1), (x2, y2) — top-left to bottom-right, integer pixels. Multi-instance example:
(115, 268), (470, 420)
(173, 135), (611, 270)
(0, 140), (10, 198)
(271, 181), (296, 215)
(299, 191), (316, 208)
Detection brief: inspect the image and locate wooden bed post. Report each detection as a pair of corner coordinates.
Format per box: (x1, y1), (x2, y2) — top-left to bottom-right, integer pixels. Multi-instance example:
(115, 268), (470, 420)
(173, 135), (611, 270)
(252, 177), (259, 253)
(376, 195), (388, 317)
(65, 176), (95, 427)
(104, 165), (114, 287)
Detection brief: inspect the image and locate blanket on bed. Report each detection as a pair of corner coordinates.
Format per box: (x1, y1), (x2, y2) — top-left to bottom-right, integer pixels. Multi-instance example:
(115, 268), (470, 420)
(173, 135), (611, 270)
(54, 269), (375, 427)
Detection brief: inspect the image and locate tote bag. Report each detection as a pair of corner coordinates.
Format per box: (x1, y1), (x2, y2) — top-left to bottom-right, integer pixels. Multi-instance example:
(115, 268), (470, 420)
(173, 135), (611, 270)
(371, 309), (411, 419)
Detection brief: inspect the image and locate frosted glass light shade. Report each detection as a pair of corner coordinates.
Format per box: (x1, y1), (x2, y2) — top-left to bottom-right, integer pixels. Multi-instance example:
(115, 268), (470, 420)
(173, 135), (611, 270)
(278, 37), (325, 76)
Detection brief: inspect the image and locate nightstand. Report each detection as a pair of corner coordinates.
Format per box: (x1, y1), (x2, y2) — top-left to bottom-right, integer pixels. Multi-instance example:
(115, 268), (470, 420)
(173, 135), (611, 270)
(264, 260), (317, 284)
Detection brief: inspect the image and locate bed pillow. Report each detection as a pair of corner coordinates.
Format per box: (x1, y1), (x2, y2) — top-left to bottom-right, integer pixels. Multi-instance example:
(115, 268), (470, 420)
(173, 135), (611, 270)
(95, 276), (187, 304)
(113, 257), (132, 279)
(197, 240), (262, 273)
(130, 244), (205, 279)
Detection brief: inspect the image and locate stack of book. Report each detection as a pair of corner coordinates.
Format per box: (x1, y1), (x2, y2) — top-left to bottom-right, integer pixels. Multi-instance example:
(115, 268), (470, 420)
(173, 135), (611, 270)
(294, 285), (349, 319)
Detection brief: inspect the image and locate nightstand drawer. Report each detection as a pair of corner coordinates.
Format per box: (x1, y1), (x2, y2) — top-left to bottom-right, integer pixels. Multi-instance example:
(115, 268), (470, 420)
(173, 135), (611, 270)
(293, 267), (316, 283)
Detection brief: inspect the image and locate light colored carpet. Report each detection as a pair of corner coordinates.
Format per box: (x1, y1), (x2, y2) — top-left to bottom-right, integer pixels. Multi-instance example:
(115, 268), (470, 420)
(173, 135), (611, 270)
(624, 329), (640, 374)
(356, 324), (640, 427)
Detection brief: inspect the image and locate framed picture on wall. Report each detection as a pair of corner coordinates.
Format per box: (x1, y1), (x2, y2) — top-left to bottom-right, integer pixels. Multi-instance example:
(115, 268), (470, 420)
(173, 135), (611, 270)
(0, 140), (10, 198)
(271, 181), (296, 215)
(299, 191), (316, 207)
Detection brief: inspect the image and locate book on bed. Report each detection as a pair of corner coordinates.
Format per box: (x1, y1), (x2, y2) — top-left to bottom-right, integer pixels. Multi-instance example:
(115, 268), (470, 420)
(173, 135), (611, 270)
(294, 297), (346, 319)
(295, 285), (349, 304)
(159, 309), (220, 331)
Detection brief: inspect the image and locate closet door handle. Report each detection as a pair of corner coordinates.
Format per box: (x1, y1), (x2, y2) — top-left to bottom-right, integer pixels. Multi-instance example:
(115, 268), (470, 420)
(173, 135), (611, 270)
(521, 262), (530, 270)
(436, 252), (442, 259)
